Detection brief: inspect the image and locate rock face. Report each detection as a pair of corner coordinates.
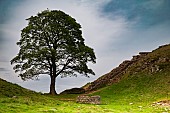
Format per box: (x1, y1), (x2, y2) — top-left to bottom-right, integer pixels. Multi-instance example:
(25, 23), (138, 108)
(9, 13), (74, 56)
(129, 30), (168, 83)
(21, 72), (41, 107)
(83, 44), (170, 92)
(76, 95), (100, 104)
(83, 60), (134, 92)
(60, 88), (85, 94)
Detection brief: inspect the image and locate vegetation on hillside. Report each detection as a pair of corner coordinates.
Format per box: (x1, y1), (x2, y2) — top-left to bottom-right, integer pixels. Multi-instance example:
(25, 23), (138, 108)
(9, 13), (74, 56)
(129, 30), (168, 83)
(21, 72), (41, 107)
(0, 78), (37, 97)
(0, 78), (106, 113)
(0, 44), (170, 112)
(84, 44), (170, 92)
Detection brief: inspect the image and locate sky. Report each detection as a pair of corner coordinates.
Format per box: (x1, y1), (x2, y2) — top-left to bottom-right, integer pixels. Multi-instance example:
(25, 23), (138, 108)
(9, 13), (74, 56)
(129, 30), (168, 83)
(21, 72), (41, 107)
(0, 0), (170, 93)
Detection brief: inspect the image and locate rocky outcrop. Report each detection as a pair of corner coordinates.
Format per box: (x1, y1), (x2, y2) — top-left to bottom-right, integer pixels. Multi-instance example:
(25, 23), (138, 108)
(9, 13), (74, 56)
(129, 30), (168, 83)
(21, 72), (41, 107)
(83, 44), (170, 92)
(83, 60), (134, 92)
(83, 55), (151, 92)
(60, 44), (170, 94)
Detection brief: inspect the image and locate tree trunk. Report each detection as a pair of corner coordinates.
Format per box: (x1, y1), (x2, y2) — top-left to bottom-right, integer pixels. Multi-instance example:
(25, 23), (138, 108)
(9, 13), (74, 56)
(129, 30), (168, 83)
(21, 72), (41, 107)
(50, 75), (57, 95)
(49, 59), (57, 95)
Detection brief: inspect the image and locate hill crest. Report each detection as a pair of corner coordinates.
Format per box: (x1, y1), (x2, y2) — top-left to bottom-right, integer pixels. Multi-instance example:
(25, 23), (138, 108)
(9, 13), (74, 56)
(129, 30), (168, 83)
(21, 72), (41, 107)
(0, 78), (37, 97)
(83, 44), (170, 92)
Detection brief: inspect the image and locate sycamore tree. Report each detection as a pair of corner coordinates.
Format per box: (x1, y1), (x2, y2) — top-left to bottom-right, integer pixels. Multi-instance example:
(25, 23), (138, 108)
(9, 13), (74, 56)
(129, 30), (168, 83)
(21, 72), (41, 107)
(11, 10), (96, 95)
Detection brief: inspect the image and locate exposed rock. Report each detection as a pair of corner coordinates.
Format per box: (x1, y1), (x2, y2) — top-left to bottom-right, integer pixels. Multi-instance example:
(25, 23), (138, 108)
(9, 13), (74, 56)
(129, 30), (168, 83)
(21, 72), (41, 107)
(12, 96), (18, 98)
(60, 88), (85, 94)
(84, 60), (134, 92)
(132, 55), (140, 61)
(152, 100), (170, 106)
(139, 52), (150, 56)
(158, 57), (169, 63)
(151, 65), (160, 73)
(76, 95), (101, 104)
(83, 44), (170, 92)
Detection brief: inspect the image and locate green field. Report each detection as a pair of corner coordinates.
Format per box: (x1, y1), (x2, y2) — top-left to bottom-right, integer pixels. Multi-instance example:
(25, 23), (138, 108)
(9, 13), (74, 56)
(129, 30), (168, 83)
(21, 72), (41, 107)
(0, 44), (170, 113)
(1, 69), (170, 113)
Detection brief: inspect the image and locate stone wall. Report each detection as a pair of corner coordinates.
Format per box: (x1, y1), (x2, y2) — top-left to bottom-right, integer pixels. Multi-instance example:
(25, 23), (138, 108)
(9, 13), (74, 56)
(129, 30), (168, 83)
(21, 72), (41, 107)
(76, 95), (101, 104)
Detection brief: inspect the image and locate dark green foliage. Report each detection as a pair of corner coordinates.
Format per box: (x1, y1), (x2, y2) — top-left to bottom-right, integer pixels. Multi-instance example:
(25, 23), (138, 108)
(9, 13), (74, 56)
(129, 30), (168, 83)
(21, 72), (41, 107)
(10, 9), (96, 94)
(0, 78), (37, 97)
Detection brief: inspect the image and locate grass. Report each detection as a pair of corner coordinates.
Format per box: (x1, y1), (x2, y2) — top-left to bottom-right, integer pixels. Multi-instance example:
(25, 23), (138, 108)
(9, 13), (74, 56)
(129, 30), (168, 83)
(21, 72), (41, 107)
(0, 79), (106, 113)
(92, 70), (170, 113)
(0, 44), (170, 112)
(0, 94), (107, 113)
(1, 69), (170, 113)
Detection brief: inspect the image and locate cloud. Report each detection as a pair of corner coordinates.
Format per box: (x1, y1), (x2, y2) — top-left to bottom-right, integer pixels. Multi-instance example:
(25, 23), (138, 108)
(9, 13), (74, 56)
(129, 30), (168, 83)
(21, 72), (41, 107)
(4, 0), (130, 73)
(143, 0), (165, 10)
(0, 0), (130, 93)
(1, 0), (170, 93)
(103, 0), (170, 28)
(0, 68), (6, 71)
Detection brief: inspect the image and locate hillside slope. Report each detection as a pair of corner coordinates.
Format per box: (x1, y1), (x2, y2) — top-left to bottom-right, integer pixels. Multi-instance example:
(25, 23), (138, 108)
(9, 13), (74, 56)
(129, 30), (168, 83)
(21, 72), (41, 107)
(84, 44), (170, 112)
(0, 78), (109, 113)
(0, 78), (37, 97)
(84, 44), (170, 92)
(0, 44), (170, 113)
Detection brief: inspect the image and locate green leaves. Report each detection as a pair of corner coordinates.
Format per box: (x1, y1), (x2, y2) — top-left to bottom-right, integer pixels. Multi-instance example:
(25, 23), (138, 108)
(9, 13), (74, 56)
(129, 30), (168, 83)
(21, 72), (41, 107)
(11, 9), (96, 81)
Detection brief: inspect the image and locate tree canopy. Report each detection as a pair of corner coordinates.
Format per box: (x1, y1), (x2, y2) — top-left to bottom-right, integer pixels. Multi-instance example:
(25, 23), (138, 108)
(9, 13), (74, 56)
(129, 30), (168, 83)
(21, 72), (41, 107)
(11, 10), (96, 95)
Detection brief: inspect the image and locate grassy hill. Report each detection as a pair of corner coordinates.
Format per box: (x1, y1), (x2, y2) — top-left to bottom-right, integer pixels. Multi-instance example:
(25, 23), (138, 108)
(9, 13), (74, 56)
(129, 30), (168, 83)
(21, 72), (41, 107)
(0, 44), (170, 113)
(0, 78), (107, 113)
(0, 78), (38, 97)
(85, 44), (170, 112)
(83, 44), (170, 92)
(91, 65), (170, 112)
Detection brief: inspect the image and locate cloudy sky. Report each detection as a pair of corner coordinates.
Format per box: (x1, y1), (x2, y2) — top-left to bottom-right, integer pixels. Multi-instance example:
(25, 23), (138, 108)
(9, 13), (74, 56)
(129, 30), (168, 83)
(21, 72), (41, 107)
(0, 0), (170, 93)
